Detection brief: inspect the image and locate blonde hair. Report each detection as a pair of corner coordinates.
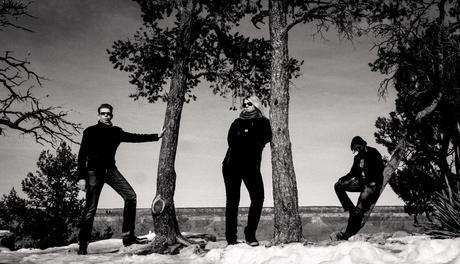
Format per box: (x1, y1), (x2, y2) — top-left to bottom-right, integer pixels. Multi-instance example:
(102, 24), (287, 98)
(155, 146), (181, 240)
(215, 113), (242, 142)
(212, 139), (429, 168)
(244, 95), (265, 117)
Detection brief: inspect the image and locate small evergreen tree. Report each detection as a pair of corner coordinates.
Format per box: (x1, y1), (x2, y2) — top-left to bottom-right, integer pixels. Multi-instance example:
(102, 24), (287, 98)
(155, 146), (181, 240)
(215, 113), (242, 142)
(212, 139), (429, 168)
(0, 142), (84, 248)
(375, 113), (445, 223)
(0, 188), (28, 236)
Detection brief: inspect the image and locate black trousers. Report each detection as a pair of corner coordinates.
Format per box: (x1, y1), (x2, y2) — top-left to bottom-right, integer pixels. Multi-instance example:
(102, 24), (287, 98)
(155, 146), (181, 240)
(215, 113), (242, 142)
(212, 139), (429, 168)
(334, 178), (380, 238)
(78, 169), (137, 243)
(222, 163), (264, 243)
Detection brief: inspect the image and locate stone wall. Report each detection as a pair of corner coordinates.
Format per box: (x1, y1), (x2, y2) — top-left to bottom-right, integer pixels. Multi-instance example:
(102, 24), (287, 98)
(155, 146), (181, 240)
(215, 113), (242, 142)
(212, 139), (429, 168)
(94, 206), (423, 242)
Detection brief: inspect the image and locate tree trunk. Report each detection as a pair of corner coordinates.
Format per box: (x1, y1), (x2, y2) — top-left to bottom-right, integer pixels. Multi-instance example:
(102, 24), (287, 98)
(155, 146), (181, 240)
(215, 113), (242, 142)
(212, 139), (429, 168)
(268, 0), (303, 244)
(150, 0), (195, 253)
(454, 122), (460, 177)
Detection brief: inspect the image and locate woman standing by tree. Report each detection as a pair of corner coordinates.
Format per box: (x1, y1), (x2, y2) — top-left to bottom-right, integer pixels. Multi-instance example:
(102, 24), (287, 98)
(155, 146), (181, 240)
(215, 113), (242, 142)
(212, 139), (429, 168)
(222, 95), (272, 246)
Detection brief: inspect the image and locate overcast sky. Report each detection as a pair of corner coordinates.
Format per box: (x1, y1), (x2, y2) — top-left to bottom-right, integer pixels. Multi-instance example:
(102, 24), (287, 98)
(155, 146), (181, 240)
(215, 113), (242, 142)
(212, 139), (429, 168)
(0, 0), (402, 208)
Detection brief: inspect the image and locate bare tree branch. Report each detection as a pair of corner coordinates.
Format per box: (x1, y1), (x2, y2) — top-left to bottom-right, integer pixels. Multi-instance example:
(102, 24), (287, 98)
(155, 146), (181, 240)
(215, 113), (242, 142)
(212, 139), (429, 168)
(250, 9), (268, 29)
(1, 0), (82, 147)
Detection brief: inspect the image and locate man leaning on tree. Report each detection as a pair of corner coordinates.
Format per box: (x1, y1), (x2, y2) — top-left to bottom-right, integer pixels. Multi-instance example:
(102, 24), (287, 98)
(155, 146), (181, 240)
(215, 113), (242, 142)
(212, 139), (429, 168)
(76, 103), (165, 255)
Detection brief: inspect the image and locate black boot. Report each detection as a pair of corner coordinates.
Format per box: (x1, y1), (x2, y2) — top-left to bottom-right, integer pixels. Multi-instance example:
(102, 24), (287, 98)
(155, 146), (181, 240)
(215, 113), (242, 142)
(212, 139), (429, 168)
(334, 231), (350, 241)
(77, 242), (88, 255)
(244, 228), (259, 247)
(246, 238), (259, 247)
(122, 234), (148, 247)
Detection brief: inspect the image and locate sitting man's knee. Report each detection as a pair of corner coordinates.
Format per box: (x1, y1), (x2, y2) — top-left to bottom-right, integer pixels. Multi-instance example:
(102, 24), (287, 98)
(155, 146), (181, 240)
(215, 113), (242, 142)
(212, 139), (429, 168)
(335, 181), (343, 190)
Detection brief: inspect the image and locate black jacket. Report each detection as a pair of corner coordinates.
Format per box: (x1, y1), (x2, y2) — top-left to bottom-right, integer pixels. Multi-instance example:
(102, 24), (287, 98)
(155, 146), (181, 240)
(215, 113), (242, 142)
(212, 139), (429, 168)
(223, 117), (271, 167)
(340, 146), (384, 186)
(77, 122), (159, 180)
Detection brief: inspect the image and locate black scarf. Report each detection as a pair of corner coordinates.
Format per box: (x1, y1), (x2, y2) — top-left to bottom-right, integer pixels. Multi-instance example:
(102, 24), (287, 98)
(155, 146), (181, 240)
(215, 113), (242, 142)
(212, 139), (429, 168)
(98, 120), (113, 127)
(239, 109), (262, 120)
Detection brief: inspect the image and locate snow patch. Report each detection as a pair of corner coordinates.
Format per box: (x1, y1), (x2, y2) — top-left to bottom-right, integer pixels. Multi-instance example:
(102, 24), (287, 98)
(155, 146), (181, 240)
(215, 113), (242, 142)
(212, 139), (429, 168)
(2, 235), (460, 264)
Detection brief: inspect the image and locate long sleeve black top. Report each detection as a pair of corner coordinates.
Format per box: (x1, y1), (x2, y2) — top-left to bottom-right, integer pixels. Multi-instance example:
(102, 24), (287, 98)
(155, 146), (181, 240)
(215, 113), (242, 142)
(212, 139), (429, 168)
(340, 146), (384, 186)
(223, 117), (272, 167)
(77, 122), (159, 180)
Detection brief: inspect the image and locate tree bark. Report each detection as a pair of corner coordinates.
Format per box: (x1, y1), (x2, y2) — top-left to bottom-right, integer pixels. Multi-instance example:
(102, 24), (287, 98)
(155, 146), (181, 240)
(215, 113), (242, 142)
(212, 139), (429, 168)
(455, 122), (460, 177)
(150, 0), (195, 253)
(268, 0), (303, 244)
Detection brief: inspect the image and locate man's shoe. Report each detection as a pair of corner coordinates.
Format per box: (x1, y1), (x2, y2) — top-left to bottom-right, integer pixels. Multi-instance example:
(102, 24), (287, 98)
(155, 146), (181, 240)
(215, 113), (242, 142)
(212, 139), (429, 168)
(227, 240), (247, 246)
(77, 247), (87, 255)
(246, 239), (259, 247)
(77, 242), (88, 255)
(245, 235), (259, 247)
(244, 229), (260, 247)
(335, 231), (349, 241)
(122, 235), (148, 247)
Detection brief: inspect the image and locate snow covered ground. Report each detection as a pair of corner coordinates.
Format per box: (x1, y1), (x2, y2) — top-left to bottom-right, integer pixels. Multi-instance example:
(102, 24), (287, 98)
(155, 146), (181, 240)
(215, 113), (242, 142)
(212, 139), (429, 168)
(1, 233), (460, 264)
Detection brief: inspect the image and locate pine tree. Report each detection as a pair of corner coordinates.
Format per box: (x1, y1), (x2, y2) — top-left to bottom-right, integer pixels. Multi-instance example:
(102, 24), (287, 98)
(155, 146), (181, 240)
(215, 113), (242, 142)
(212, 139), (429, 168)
(0, 188), (28, 236)
(21, 142), (84, 248)
(0, 142), (84, 248)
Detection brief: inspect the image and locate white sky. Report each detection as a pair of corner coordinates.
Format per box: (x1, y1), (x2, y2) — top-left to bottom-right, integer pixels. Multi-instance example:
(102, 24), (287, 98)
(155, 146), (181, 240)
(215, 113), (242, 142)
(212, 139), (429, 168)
(0, 0), (403, 208)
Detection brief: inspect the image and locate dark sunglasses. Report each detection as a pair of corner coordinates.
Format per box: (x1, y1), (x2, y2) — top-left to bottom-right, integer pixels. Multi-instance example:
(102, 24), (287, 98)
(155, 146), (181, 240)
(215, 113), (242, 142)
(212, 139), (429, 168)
(352, 145), (363, 152)
(99, 112), (112, 116)
(242, 102), (253, 108)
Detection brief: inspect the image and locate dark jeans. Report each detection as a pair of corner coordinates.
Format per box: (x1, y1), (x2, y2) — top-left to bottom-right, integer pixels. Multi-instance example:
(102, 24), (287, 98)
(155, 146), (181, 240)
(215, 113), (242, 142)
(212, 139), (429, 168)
(79, 169), (137, 243)
(334, 178), (380, 238)
(222, 163), (264, 243)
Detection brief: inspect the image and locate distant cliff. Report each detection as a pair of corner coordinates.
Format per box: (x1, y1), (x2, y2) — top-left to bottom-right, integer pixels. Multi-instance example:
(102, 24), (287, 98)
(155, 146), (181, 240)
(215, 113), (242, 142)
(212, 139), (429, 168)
(93, 206), (423, 242)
